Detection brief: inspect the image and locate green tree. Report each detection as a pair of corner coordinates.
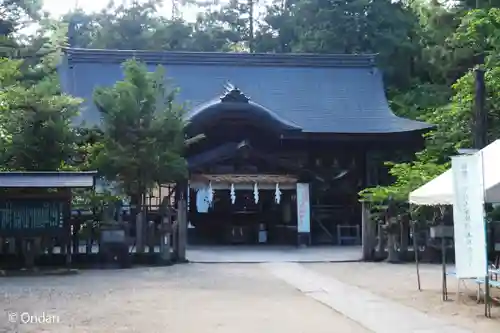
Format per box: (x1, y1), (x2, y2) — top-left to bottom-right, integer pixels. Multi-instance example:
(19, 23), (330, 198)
(359, 153), (449, 203)
(0, 0), (43, 57)
(360, 7), (500, 205)
(0, 57), (81, 171)
(0, 0), (41, 33)
(64, 0), (247, 52)
(92, 59), (187, 208)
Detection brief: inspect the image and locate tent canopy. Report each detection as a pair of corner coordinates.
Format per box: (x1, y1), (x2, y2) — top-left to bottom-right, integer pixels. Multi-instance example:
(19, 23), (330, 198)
(409, 139), (500, 205)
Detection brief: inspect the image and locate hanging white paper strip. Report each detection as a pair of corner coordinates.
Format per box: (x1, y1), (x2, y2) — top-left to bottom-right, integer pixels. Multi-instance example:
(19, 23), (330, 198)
(274, 183), (281, 204)
(253, 182), (259, 204)
(207, 181), (214, 206)
(230, 183), (236, 204)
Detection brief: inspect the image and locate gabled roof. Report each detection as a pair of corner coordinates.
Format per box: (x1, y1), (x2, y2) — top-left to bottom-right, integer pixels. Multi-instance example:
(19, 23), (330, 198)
(59, 48), (432, 134)
(186, 83), (302, 134)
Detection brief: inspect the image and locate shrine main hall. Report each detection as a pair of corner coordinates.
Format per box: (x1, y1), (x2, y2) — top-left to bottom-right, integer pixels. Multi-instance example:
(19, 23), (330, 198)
(59, 48), (430, 246)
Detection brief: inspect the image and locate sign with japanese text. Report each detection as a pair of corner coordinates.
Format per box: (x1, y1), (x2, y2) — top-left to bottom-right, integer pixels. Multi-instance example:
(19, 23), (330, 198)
(296, 183), (311, 233)
(451, 153), (487, 279)
(0, 199), (65, 237)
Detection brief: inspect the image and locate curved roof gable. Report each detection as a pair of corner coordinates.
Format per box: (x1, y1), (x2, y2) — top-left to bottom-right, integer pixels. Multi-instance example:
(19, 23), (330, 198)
(186, 83), (302, 134)
(59, 48), (432, 134)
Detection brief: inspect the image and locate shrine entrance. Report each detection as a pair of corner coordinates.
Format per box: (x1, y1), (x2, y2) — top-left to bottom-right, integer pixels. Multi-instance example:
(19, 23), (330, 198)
(183, 85), (314, 246)
(188, 175), (306, 245)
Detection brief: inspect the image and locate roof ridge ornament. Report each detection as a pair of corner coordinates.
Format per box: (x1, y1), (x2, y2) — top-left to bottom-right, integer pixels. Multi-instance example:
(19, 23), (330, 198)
(221, 82), (250, 103)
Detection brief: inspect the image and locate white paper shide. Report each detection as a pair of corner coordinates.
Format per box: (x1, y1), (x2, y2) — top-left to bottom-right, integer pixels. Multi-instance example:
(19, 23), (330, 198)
(451, 153), (487, 279)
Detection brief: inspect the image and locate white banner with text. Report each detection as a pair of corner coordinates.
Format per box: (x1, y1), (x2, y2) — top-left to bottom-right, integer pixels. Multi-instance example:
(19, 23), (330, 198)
(296, 183), (311, 233)
(452, 153), (487, 279)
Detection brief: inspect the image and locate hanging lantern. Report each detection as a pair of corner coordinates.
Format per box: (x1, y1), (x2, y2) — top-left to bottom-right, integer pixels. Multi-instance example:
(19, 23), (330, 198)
(253, 182), (259, 204)
(230, 183), (236, 204)
(274, 183), (281, 204)
(207, 181), (214, 206)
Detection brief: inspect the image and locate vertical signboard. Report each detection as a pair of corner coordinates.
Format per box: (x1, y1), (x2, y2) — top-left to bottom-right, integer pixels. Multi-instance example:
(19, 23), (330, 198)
(296, 183), (311, 233)
(451, 153), (487, 279)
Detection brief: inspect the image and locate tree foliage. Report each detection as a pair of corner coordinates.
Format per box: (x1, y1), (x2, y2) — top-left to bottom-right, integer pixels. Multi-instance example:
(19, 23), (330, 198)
(92, 59), (187, 198)
(361, 6), (500, 205)
(0, 72), (80, 170)
(0, 54), (81, 171)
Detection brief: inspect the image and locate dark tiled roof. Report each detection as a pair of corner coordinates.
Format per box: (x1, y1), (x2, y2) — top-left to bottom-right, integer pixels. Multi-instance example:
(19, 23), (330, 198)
(59, 48), (432, 134)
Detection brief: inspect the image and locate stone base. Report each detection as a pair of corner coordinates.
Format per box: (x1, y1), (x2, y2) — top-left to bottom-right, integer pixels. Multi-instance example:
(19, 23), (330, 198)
(297, 232), (311, 247)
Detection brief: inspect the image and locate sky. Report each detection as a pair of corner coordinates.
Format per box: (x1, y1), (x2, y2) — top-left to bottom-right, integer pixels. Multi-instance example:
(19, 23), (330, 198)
(42, 0), (201, 21)
(43, 0), (108, 17)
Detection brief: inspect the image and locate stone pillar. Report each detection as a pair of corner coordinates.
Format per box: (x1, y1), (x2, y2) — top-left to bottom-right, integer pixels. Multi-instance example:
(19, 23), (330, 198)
(361, 202), (376, 260)
(135, 212), (145, 253)
(361, 149), (378, 261)
(296, 183), (311, 247)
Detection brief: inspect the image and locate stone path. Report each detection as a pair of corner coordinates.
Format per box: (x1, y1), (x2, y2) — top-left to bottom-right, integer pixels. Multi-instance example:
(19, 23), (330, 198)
(265, 262), (472, 333)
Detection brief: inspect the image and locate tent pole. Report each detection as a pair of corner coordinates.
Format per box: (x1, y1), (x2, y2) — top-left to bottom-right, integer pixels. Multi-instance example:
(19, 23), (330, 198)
(440, 207), (448, 301)
(480, 150), (491, 318)
(414, 223), (421, 291)
(411, 205), (421, 291)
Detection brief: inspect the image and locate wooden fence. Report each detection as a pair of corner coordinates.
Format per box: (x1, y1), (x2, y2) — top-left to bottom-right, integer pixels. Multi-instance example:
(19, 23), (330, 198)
(0, 199), (188, 269)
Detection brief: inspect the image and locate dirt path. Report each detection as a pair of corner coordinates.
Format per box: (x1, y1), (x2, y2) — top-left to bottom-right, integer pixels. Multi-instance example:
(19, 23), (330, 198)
(307, 262), (500, 333)
(1, 264), (371, 333)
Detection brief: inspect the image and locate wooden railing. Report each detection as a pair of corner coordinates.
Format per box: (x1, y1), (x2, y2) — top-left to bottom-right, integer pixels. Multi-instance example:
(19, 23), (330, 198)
(0, 199), (187, 268)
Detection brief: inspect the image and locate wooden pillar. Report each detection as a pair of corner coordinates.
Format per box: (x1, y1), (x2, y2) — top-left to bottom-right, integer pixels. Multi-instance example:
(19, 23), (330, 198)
(65, 189), (72, 267)
(159, 213), (172, 263)
(176, 199), (187, 262)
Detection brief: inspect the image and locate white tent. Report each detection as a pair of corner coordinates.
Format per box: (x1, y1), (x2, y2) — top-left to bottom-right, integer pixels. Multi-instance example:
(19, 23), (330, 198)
(409, 139), (500, 205)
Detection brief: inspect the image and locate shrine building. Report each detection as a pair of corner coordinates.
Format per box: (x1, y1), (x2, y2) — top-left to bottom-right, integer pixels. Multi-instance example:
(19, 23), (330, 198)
(58, 48), (431, 246)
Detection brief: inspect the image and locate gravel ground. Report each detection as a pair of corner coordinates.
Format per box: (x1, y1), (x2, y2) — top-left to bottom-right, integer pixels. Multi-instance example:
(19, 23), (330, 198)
(1, 264), (371, 333)
(307, 262), (500, 333)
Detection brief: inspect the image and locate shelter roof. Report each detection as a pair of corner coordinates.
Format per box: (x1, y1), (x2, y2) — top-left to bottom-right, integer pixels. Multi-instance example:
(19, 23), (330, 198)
(0, 171), (97, 188)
